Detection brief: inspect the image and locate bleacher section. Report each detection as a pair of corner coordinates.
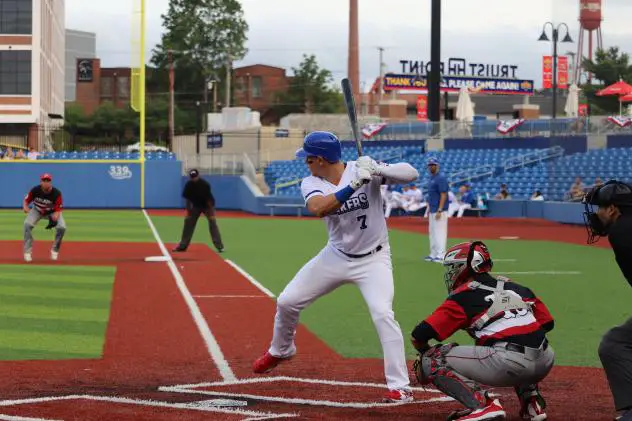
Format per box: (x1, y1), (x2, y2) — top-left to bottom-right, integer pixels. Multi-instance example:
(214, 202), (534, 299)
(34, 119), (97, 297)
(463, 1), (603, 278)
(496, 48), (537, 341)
(484, 147), (632, 201)
(268, 146), (543, 197)
(36, 151), (177, 161)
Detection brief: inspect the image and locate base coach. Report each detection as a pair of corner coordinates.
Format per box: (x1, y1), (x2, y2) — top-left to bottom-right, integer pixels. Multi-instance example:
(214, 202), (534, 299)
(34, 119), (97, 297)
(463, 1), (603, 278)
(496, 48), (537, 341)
(583, 180), (632, 421)
(173, 169), (224, 253)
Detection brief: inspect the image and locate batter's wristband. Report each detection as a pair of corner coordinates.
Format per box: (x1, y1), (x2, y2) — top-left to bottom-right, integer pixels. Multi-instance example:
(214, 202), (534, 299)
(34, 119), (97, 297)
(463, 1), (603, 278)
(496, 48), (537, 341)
(334, 185), (355, 203)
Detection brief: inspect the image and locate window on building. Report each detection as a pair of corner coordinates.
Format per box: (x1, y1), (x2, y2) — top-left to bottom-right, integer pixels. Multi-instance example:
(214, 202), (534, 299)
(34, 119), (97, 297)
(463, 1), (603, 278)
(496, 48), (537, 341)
(117, 76), (129, 99)
(0, 50), (31, 95)
(252, 76), (262, 98)
(100, 77), (112, 98)
(0, 0), (33, 34)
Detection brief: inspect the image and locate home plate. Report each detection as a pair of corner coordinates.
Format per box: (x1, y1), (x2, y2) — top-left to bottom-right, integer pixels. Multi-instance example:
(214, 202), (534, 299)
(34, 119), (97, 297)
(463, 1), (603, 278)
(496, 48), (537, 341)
(144, 256), (172, 262)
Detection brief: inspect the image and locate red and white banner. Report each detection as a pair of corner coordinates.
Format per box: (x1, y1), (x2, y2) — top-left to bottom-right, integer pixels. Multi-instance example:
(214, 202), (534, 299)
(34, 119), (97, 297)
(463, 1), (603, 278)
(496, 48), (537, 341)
(557, 56), (569, 90)
(416, 95), (428, 121)
(542, 56), (553, 89)
(496, 119), (525, 134)
(578, 104), (589, 116)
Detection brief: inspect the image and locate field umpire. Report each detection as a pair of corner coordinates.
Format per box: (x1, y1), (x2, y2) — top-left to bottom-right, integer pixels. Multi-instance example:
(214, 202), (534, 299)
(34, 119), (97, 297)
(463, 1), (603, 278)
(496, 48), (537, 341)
(173, 169), (224, 253)
(583, 179), (632, 421)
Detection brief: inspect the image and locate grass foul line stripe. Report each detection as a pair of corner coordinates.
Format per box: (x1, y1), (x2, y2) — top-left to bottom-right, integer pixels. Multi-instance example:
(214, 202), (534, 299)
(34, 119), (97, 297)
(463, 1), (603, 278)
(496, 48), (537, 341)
(142, 210), (236, 382)
(225, 260), (275, 298)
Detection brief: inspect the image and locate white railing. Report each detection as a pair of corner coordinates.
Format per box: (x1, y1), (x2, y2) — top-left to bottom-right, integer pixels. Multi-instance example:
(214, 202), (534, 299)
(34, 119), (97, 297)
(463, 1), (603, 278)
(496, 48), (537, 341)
(502, 146), (564, 171)
(448, 165), (495, 186)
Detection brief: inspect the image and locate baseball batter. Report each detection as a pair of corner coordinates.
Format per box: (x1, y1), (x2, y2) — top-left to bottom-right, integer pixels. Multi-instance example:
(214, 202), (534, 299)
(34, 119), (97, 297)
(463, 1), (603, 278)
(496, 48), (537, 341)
(23, 173), (66, 262)
(411, 241), (554, 421)
(252, 131), (419, 403)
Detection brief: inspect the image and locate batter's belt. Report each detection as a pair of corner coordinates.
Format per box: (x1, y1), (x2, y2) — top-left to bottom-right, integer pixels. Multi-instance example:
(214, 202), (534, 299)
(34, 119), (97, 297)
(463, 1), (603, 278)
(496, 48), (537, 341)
(338, 244), (383, 258)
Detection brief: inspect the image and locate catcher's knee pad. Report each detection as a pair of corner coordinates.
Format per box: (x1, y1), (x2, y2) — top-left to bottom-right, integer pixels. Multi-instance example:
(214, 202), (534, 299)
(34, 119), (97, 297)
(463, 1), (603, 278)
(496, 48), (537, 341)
(420, 345), (486, 410)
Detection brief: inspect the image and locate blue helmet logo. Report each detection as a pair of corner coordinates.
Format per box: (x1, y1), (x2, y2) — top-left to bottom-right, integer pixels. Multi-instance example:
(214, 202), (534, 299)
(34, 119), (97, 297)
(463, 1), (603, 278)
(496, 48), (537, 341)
(295, 131), (341, 163)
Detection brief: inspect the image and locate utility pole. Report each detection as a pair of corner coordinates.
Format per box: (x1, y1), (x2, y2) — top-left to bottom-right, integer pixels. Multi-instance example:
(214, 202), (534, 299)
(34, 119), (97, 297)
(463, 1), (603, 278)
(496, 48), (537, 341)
(378, 46), (385, 103)
(168, 49), (175, 151)
(428, 0), (442, 129)
(225, 52), (232, 108)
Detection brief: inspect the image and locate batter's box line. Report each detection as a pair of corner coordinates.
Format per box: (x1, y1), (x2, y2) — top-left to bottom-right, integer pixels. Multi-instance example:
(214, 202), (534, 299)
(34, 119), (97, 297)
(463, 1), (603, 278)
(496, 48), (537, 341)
(159, 375), (444, 393)
(0, 394), (296, 420)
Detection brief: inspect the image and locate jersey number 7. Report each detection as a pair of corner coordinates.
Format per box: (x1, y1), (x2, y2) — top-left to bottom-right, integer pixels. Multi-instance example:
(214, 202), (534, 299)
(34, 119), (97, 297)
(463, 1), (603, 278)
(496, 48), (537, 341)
(357, 214), (368, 230)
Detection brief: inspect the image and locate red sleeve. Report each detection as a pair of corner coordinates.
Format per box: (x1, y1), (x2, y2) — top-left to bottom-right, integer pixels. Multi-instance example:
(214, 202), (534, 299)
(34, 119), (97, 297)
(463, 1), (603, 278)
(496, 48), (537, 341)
(424, 299), (470, 341)
(526, 297), (554, 327)
(53, 192), (63, 212)
(24, 190), (33, 204)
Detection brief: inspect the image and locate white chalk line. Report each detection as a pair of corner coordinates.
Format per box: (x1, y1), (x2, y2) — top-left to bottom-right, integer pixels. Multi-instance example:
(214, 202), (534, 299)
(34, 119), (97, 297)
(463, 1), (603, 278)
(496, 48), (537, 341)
(193, 295), (269, 299)
(159, 387), (453, 409)
(159, 375), (442, 393)
(142, 210), (236, 382)
(0, 415), (62, 421)
(497, 271), (582, 275)
(0, 394), (296, 419)
(225, 260), (276, 298)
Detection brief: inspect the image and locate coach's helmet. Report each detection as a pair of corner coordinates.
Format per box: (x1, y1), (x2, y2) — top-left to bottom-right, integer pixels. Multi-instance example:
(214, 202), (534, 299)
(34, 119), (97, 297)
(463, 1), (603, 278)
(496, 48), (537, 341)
(295, 131), (342, 163)
(442, 241), (493, 293)
(583, 179), (632, 243)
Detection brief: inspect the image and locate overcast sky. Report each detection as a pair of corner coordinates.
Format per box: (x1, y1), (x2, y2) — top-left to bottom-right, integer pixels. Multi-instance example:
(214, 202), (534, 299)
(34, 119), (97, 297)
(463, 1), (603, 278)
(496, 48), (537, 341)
(66, 0), (632, 90)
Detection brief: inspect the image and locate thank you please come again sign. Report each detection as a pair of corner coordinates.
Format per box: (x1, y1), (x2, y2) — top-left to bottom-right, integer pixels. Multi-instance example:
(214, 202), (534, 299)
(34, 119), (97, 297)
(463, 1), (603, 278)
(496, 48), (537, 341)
(384, 57), (534, 95)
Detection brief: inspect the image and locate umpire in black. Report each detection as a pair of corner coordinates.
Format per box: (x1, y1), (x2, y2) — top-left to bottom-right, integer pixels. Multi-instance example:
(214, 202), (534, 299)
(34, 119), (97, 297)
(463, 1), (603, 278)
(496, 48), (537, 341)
(173, 169), (224, 253)
(583, 180), (632, 421)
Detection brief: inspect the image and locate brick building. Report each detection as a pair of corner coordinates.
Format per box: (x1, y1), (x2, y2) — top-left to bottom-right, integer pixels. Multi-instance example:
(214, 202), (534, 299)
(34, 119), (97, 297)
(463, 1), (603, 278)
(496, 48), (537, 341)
(0, 0), (65, 150)
(233, 64), (290, 125)
(72, 58), (131, 115)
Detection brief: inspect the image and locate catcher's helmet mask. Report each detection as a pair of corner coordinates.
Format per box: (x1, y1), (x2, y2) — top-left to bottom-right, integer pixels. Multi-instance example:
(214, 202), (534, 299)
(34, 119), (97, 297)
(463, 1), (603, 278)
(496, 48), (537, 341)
(582, 180), (632, 244)
(443, 241), (493, 293)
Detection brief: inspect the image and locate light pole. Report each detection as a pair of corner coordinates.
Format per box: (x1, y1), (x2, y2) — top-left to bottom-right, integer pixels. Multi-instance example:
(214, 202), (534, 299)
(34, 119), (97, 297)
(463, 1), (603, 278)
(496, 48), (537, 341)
(538, 22), (573, 119)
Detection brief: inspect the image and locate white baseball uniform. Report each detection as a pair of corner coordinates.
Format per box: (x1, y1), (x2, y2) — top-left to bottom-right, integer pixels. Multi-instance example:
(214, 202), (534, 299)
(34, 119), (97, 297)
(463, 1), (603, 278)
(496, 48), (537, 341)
(403, 187), (426, 213)
(447, 191), (460, 217)
(268, 160), (417, 391)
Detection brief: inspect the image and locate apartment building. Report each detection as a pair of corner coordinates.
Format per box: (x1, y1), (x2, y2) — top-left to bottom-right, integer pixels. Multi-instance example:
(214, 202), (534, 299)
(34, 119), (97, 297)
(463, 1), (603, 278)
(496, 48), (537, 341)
(0, 0), (65, 150)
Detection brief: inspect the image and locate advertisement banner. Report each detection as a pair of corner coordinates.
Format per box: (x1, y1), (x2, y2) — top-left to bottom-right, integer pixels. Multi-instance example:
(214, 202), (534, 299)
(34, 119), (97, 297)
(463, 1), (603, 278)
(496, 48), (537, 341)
(557, 56), (569, 89)
(542, 56), (553, 89)
(383, 74), (534, 95)
(416, 95), (428, 120)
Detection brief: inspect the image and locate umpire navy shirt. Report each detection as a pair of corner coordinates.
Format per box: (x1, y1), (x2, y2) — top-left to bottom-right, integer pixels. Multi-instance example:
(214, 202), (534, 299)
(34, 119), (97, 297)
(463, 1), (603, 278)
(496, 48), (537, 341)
(608, 212), (632, 288)
(182, 179), (215, 208)
(428, 173), (449, 213)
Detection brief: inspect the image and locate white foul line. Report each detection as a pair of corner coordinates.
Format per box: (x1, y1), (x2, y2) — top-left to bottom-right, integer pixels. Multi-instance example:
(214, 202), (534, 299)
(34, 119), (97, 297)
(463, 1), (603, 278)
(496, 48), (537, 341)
(142, 210), (236, 382)
(0, 415), (62, 421)
(497, 271), (581, 275)
(225, 259), (276, 298)
(193, 295), (269, 298)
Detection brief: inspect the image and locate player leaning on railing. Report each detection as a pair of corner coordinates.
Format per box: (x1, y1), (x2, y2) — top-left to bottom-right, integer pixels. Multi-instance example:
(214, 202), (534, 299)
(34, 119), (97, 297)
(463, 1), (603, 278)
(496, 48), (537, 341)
(252, 130), (420, 403)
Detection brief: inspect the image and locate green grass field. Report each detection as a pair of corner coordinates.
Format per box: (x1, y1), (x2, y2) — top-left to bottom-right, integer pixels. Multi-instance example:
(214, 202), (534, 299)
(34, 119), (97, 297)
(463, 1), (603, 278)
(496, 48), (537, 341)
(0, 210), (625, 366)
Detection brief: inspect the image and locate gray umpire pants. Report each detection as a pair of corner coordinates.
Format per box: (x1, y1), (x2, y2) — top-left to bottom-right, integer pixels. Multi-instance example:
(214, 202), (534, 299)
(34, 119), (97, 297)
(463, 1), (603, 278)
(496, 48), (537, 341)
(177, 206), (223, 251)
(446, 341), (554, 392)
(599, 317), (632, 411)
(23, 208), (67, 254)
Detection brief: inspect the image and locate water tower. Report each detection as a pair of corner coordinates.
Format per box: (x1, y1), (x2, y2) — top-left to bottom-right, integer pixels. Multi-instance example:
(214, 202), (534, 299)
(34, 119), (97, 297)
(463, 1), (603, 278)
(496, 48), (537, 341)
(574, 0), (603, 84)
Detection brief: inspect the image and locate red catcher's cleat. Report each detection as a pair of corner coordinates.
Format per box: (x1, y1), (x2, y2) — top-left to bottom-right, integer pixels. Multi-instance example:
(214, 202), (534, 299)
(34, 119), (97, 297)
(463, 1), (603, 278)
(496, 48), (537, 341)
(383, 389), (414, 403)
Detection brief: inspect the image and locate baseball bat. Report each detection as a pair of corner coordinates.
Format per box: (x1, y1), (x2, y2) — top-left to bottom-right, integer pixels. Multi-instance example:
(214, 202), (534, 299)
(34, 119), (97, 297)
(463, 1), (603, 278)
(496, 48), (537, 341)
(341, 77), (363, 157)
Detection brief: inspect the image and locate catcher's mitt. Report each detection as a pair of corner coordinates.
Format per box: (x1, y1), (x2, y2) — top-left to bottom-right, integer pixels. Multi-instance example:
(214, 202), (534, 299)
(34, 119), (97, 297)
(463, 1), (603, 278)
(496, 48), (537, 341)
(45, 218), (58, 230)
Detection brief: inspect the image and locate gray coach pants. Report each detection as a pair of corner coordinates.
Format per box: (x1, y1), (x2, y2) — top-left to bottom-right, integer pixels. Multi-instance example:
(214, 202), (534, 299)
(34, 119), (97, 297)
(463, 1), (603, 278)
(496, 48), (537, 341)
(177, 206), (223, 251)
(599, 317), (632, 411)
(24, 208), (67, 254)
(446, 340), (554, 390)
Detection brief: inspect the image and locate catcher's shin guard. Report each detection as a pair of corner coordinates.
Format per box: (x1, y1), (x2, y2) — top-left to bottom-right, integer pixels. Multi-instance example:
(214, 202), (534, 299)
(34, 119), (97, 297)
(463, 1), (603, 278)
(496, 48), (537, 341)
(419, 344), (487, 410)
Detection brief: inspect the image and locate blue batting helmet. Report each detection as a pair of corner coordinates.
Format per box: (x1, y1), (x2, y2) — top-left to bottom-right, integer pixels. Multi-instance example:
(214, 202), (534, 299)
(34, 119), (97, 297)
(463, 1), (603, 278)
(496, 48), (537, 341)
(295, 131), (341, 163)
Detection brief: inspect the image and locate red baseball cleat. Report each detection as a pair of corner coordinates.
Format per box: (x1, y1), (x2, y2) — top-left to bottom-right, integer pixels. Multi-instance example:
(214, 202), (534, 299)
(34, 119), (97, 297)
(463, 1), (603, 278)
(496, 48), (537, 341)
(448, 398), (505, 421)
(383, 389), (414, 403)
(252, 351), (292, 374)
(520, 396), (547, 421)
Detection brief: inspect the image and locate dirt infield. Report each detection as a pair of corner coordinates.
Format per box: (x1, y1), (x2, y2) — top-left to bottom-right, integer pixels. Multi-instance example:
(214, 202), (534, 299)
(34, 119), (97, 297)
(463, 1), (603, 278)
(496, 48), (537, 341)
(0, 215), (618, 419)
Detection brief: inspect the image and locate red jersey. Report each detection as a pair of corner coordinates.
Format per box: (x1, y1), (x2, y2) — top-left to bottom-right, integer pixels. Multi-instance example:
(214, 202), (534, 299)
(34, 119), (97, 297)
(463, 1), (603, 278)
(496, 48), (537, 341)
(24, 186), (63, 215)
(422, 273), (554, 348)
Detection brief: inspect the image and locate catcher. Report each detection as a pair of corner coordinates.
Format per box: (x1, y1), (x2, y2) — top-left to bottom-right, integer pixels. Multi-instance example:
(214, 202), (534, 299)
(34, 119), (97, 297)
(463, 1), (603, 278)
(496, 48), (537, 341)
(410, 241), (555, 421)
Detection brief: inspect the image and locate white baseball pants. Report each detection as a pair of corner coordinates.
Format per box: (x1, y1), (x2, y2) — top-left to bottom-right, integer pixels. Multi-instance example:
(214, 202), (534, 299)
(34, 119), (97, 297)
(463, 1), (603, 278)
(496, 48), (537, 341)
(428, 211), (448, 260)
(268, 243), (411, 391)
